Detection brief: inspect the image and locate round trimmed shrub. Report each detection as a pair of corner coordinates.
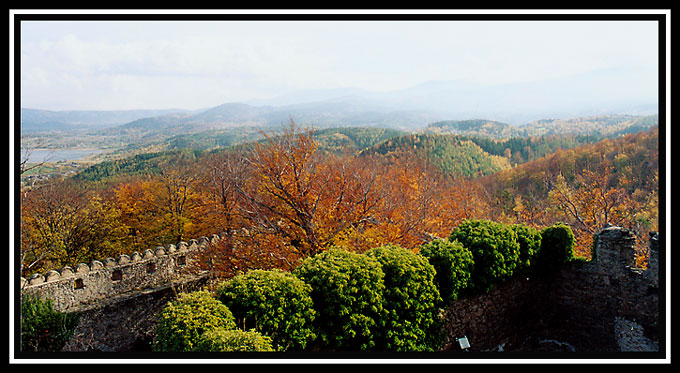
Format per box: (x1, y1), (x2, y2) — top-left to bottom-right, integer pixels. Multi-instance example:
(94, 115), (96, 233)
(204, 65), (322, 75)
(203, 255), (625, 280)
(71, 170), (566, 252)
(215, 269), (316, 351)
(152, 290), (236, 352)
(535, 222), (575, 274)
(193, 328), (275, 352)
(293, 248), (385, 351)
(366, 245), (444, 352)
(418, 238), (474, 303)
(449, 219), (520, 293)
(510, 224), (542, 275)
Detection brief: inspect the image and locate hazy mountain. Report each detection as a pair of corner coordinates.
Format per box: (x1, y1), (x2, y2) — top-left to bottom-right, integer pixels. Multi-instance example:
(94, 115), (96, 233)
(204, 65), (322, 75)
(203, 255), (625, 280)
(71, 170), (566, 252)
(246, 67), (658, 125)
(21, 67), (658, 136)
(102, 99), (448, 139)
(20, 108), (195, 133)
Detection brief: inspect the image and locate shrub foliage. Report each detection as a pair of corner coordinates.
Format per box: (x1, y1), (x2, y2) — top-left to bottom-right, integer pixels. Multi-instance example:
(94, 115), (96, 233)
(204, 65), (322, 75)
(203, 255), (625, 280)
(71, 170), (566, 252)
(366, 245), (444, 351)
(510, 224), (542, 275)
(418, 238), (474, 303)
(293, 248), (385, 351)
(152, 290), (236, 352)
(20, 295), (79, 352)
(148, 220), (578, 353)
(449, 219), (521, 293)
(535, 222), (575, 274)
(193, 328), (275, 352)
(216, 269), (316, 351)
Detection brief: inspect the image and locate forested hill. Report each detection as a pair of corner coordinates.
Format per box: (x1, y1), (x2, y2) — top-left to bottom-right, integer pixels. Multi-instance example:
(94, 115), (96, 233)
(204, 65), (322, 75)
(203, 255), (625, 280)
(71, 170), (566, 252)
(360, 133), (511, 179)
(427, 114), (658, 139)
(64, 113), (656, 165)
(73, 119), (659, 184)
(312, 127), (407, 154)
(476, 126), (659, 258)
(479, 125), (659, 204)
(427, 119), (516, 138)
(73, 127), (407, 183)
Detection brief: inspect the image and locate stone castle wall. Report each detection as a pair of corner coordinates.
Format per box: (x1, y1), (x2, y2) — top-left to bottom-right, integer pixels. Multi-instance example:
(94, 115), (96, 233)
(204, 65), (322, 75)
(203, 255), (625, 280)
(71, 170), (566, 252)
(20, 234), (223, 312)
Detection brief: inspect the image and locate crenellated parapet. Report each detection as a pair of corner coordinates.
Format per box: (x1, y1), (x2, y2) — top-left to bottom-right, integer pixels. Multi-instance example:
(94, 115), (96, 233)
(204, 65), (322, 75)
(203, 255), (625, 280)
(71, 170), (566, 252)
(20, 234), (223, 312)
(592, 225), (659, 284)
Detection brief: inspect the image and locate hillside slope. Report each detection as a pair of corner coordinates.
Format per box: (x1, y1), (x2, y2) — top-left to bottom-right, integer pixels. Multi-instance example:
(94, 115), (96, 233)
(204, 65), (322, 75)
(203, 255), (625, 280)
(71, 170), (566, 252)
(360, 133), (511, 179)
(426, 115), (658, 139)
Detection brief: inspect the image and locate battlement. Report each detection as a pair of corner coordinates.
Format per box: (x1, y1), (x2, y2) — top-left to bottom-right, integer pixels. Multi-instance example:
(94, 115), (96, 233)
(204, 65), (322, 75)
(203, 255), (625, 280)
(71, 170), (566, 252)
(20, 234), (223, 312)
(593, 225), (659, 283)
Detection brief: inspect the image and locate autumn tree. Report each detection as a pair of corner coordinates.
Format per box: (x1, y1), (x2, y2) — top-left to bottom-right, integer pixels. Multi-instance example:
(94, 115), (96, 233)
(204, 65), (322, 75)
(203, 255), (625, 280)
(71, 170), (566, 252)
(220, 121), (390, 264)
(548, 166), (647, 259)
(365, 153), (448, 249)
(114, 165), (211, 251)
(234, 121), (331, 260)
(442, 179), (492, 224)
(196, 150), (251, 235)
(20, 179), (125, 277)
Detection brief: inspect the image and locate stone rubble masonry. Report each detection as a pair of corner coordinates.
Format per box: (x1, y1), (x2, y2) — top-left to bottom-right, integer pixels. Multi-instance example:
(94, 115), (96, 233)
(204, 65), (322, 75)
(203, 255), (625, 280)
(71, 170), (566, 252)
(20, 234), (224, 313)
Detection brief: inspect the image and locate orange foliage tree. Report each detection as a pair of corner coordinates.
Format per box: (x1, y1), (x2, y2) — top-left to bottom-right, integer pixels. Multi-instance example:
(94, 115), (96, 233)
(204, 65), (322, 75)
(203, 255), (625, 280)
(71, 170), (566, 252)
(113, 167), (215, 251)
(548, 165), (654, 263)
(195, 121), (493, 277)
(20, 179), (125, 276)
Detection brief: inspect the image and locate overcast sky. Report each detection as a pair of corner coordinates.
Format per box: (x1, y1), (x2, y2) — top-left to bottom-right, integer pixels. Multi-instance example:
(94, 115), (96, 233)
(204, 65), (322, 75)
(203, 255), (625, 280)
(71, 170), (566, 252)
(19, 18), (660, 111)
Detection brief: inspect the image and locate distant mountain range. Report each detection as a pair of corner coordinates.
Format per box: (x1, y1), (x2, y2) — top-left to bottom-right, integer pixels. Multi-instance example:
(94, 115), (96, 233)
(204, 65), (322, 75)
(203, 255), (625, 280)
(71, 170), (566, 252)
(20, 108), (197, 133)
(20, 67), (658, 135)
(245, 66), (658, 125)
(21, 100), (445, 135)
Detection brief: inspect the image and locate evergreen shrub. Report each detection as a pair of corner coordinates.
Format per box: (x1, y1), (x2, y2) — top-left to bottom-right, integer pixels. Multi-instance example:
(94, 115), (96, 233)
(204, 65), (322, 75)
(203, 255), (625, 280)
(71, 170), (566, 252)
(535, 222), (575, 274)
(215, 269), (316, 351)
(193, 328), (275, 352)
(366, 245), (444, 351)
(152, 290), (236, 352)
(418, 238), (474, 303)
(20, 295), (79, 352)
(293, 248), (385, 351)
(449, 219), (520, 293)
(510, 224), (542, 275)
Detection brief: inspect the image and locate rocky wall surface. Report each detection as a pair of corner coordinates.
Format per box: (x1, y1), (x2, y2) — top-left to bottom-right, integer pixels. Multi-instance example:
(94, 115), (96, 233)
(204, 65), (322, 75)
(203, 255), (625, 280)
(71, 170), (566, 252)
(61, 275), (211, 352)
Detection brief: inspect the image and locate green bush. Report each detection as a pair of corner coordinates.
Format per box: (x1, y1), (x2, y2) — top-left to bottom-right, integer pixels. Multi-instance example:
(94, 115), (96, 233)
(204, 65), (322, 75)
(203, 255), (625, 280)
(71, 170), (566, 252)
(418, 238), (474, 303)
(193, 328), (275, 352)
(510, 224), (542, 275)
(152, 290), (236, 352)
(293, 248), (385, 351)
(216, 269), (316, 351)
(20, 295), (79, 352)
(449, 219), (520, 293)
(535, 223), (575, 274)
(366, 245), (444, 352)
